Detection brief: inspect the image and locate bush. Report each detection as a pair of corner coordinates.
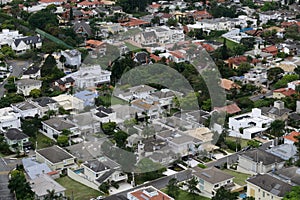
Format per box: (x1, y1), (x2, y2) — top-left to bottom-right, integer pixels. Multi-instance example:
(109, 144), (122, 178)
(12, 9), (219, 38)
(111, 181), (119, 189)
(198, 163), (207, 169)
(99, 182), (110, 194)
(225, 140), (241, 151)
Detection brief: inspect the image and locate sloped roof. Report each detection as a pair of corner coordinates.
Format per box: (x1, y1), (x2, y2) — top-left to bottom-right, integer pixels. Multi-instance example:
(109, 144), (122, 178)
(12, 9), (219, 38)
(43, 117), (75, 131)
(5, 128), (29, 141)
(37, 145), (74, 164)
(14, 36), (41, 47)
(284, 131), (300, 143)
(240, 148), (284, 165)
(193, 167), (234, 184)
(73, 21), (92, 36)
(214, 103), (241, 114)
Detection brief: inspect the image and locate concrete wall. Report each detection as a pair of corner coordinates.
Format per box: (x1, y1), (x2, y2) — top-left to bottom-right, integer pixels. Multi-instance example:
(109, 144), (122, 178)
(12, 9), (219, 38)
(67, 168), (100, 191)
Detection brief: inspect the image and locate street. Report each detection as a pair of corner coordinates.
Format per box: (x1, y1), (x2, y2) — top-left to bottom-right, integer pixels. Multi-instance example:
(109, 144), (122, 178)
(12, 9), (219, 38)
(0, 158), (15, 200)
(0, 60), (31, 98)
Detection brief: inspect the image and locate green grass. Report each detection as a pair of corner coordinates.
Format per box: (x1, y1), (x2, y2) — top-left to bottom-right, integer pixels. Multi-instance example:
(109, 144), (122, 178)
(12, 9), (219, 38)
(125, 41), (141, 51)
(30, 132), (55, 150)
(162, 189), (210, 200)
(216, 37), (239, 50)
(111, 96), (127, 105)
(56, 176), (102, 200)
(223, 169), (251, 186)
(226, 137), (249, 148)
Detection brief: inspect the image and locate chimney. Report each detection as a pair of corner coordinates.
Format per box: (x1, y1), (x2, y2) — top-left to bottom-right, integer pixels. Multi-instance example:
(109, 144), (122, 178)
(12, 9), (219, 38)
(296, 101), (300, 114)
(274, 100), (284, 110)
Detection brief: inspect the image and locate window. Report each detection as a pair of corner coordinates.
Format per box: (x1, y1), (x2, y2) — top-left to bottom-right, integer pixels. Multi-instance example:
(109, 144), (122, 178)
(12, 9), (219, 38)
(263, 191), (265, 197)
(214, 184), (219, 188)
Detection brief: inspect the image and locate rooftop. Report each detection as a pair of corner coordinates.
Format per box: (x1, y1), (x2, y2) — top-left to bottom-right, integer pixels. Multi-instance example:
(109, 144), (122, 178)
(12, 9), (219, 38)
(5, 128), (29, 141)
(37, 145), (75, 164)
(193, 167), (234, 184)
(240, 148), (284, 165)
(284, 131), (300, 143)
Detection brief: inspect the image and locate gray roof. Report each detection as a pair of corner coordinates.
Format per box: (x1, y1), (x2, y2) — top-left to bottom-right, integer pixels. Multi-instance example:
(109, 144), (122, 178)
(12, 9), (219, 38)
(240, 148), (284, 165)
(129, 84), (156, 94)
(247, 174), (292, 197)
(22, 157), (52, 180)
(12, 101), (36, 110)
(73, 21), (92, 36)
(142, 31), (156, 40)
(193, 167), (234, 184)
(273, 166), (300, 185)
(150, 90), (176, 99)
(67, 112), (97, 126)
(96, 169), (115, 183)
(267, 144), (297, 160)
(5, 128), (29, 141)
(32, 97), (57, 107)
(16, 78), (41, 86)
(14, 36), (41, 47)
(23, 66), (40, 75)
(37, 145), (74, 164)
(261, 106), (291, 117)
(83, 157), (120, 173)
(30, 174), (65, 197)
(43, 117), (75, 131)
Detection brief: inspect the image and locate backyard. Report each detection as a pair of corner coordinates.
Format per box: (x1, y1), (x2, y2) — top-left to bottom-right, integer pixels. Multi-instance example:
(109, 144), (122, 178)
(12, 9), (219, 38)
(30, 132), (54, 150)
(223, 169), (251, 186)
(56, 176), (102, 200)
(162, 189), (210, 200)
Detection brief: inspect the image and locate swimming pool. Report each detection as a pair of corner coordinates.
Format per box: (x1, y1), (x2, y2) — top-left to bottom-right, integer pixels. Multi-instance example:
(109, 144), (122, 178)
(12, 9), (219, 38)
(74, 168), (84, 174)
(239, 193), (247, 199)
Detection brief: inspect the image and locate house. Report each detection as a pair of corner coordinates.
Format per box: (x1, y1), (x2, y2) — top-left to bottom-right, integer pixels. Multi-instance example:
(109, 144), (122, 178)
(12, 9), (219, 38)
(222, 29), (253, 44)
(149, 89), (182, 110)
(193, 167), (235, 196)
(73, 21), (92, 37)
(214, 103), (241, 115)
(54, 77), (75, 92)
(120, 18), (150, 28)
(39, 0), (65, 6)
(85, 40), (106, 56)
(0, 29), (21, 47)
(61, 49), (82, 67)
(225, 56), (260, 69)
(30, 97), (59, 117)
(127, 186), (174, 200)
(146, 3), (161, 13)
(273, 88), (296, 99)
(272, 166), (300, 186)
(22, 65), (40, 79)
(262, 45), (278, 56)
(243, 67), (268, 86)
(4, 128), (31, 153)
(287, 80), (300, 90)
(220, 78), (241, 91)
(246, 174), (292, 200)
(94, 106), (116, 123)
(52, 94), (84, 112)
(11, 101), (39, 118)
(188, 10), (213, 21)
(36, 145), (76, 171)
(11, 36), (42, 54)
(238, 148), (285, 174)
(267, 143), (297, 161)
(261, 100), (291, 121)
(74, 90), (98, 107)
(133, 52), (150, 65)
(16, 79), (42, 96)
(66, 112), (101, 136)
(284, 131), (300, 144)
(22, 157), (53, 180)
(126, 134), (142, 148)
(77, 0), (102, 8)
(61, 65), (111, 89)
(41, 117), (80, 139)
(131, 99), (160, 119)
(30, 174), (66, 200)
(80, 157), (127, 184)
(0, 107), (21, 131)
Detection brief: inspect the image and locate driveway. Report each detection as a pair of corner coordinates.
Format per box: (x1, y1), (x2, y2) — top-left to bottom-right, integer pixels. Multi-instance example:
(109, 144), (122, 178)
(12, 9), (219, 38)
(0, 158), (14, 200)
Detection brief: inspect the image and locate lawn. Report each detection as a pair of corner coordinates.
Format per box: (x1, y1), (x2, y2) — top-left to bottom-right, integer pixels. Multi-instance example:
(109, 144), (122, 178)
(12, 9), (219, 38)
(226, 137), (249, 148)
(162, 189), (210, 200)
(56, 176), (102, 200)
(33, 132), (55, 150)
(223, 169), (251, 186)
(111, 96), (127, 105)
(216, 37), (239, 50)
(125, 41), (141, 51)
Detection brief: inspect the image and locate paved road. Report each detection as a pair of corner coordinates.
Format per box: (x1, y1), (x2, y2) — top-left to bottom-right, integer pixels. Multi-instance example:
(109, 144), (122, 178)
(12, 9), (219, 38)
(0, 60), (31, 97)
(105, 170), (192, 199)
(0, 158), (14, 200)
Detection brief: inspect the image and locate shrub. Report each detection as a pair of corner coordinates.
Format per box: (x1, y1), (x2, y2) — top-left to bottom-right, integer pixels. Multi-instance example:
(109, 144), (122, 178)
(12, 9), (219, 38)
(198, 163), (207, 169)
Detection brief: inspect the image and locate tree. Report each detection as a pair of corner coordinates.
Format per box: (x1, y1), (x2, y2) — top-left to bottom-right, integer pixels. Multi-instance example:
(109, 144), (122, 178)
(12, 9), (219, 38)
(267, 67), (284, 82)
(166, 178), (180, 198)
(166, 18), (178, 27)
(0, 135), (10, 154)
(283, 186), (300, 200)
(59, 55), (66, 67)
(57, 135), (69, 147)
(212, 186), (239, 200)
(269, 120), (285, 137)
(101, 122), (117, 135)
(8, 170), (34, 200)
(29, 89), (41, 98)
(28, 9), (58, 30)
(69, 7), (74, 21)
(99, 182), (110, 194)
(247, 140), (260, 148)
(113, 130), (128, 148)
(186, 177), (201, 198)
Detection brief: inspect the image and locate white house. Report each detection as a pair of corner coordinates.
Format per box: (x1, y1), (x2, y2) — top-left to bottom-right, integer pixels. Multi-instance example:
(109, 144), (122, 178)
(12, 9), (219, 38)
(222, 29), (253, 44)
(61, 49), (82, 67)
(52, 94), (84, 113)
(16, 79), (42, 96)
(0, 29), (21, 47)
(63, 65), (111, 89)
(284, 131), (300, 145)
(11, 36), (42, 54)
(11, 101), (39, 118)
(41, 117), (80, 139)
(22, 66), (41, 79)
(5, 128), (31, 153)
(127, 186), (174, 200)
(0, 107), (21, 131)
(228, 108), (274, 139)
(29, 97), (59, 117)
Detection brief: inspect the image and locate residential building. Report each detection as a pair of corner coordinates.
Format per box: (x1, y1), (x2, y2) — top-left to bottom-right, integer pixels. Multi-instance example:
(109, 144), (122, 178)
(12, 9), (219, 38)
(54, 77), (75, 92)
(85, 40), (106, 56)
(73, 21), (92, 37)
(52, 94), (84, 113)
(214, 103), (241, 115)
(4, 128), (31, 153)
(127, 186), (174, 200)
(222, 29), (253, 44)
(0, 29), (22, 47)
(149, 89), (182, 110)
(16, 79), (42, 96)
(22, 65), (40, 79)
(74, 90), (98, 107)
(131, 99), (160, 119)
(287, 80), (300, 90)
(243, 67), (268, 86)
(22, 157), (52, 180)
(273, 88), (296, 99)
(0, 107), (21, 131)
(262, 45), (278, 56)
(229, 108), (274, 139)
(30, 97), (59, 117)
(284, 131), (300, 144)
(41, 117), (80, 139)
(30, 174), (66, 200)
(36, 145), (76, 171)
(11, 36), (42, 54)
(238, 148), (285, 174)
(62, 65), (111, 89)
(272, 166), (300, 186)
(247, 174), (292, 200)
(261, 100), (291, 121)
(61, 49), (82, 67)
(94, 106), (116, 123)
(267, 143), (297, 161)
(193, 167), (235, 196)
(11, 101), (39, 118)
(220, 78), (241, 91)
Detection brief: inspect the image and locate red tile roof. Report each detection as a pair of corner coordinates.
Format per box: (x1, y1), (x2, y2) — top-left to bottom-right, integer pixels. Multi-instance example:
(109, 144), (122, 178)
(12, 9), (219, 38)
(129, 188), (172, 200)
(220, 78), (241, 90)
(273, 88), (296, 97)
(214, 103), (241, 114)
(150, 54), (161, 62)
(169, 51), (185, 59)
(226, 56), (260, 66)
(262, 45), (278, 55)
(120, 18), (149, 27)
(281, 21), (296, 28)
(78, 0), (102, 6)
(39, 0), (65, 3)
(284, 131), (300, 143)
(149, 3), (161, 9)
(86, 40), (105, 48)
